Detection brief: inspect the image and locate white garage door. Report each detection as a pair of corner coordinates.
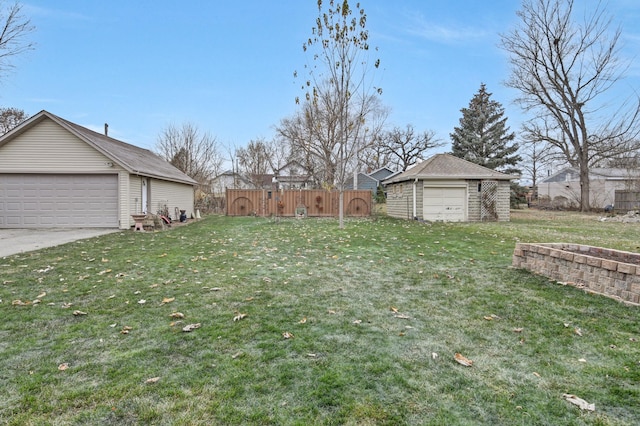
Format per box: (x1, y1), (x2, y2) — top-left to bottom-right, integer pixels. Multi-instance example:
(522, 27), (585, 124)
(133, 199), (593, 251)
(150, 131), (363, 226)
(423, 186), (466, 222)
(0, 174), (118, 228)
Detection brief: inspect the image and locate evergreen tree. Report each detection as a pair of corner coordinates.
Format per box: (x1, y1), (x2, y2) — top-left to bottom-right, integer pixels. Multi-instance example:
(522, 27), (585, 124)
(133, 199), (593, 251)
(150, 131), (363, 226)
(450, 83), (521, 174)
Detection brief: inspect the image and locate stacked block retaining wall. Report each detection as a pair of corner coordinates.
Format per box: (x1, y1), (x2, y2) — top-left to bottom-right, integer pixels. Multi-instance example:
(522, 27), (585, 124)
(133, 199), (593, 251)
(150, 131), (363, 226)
(512, 243), (640, 305)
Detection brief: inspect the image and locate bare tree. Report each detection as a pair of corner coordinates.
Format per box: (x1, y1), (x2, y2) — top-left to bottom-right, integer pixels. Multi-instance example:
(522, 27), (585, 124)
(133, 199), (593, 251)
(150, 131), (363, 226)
(500, 0), (640, 211)
(156, 122), (223, 184)
(0, 106), (27, 134)
(236, 138), (274, 188)
(0, 1), (34, 78)
(378, 124), (443, 171)
(295, 0), (383, 228)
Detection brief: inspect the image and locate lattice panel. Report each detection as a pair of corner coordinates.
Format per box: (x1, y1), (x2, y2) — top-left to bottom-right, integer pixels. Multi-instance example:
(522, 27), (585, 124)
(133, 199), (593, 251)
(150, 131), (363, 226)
(481, 180), (498, 221)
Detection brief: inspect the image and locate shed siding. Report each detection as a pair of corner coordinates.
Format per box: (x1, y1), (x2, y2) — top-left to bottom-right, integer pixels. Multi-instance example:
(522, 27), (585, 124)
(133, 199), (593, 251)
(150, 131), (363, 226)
(150, 179), (194, 219)
(496, 180), (511, 221)
(468, 181), (481, 221)
(0, 119), (120, 173)
(386, 182), (415, 220)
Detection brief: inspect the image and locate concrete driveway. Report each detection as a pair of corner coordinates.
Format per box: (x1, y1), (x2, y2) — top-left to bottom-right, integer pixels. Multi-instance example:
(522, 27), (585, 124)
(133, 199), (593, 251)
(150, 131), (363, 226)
(0, 228), (119, 257)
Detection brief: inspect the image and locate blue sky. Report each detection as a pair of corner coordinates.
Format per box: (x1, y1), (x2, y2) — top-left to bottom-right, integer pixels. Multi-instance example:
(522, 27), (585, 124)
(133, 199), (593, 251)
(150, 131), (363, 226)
(2, 0), (640, 160)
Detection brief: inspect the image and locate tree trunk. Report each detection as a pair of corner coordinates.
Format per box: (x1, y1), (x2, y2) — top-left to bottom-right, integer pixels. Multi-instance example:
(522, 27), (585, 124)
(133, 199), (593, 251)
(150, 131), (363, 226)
(579, 155), (590, 212)
(339, 190), (344, 229)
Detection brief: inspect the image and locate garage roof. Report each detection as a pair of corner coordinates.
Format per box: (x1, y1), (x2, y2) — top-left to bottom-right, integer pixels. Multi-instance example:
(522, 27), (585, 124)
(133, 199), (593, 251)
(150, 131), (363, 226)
(0, 110), (197, 186)
(383, 153), (519, 184)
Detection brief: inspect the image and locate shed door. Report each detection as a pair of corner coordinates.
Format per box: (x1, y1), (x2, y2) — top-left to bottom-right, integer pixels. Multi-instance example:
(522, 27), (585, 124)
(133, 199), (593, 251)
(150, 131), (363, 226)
(423, 186), (466, 222)
(0, 174), (118, 228)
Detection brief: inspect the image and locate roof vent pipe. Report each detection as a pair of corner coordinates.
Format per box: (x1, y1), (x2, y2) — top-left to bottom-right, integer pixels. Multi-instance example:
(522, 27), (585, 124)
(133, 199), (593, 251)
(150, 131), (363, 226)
(104, 123), (108, 136)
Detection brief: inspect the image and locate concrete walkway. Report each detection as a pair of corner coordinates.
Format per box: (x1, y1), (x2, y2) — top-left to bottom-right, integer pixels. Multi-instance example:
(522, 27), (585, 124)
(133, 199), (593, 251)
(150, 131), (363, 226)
(0, 228), (119, 257)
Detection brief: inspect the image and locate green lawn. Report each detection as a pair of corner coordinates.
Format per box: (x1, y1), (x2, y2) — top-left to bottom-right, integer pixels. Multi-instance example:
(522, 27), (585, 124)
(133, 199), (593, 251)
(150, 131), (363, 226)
(1, 211), (639, 425)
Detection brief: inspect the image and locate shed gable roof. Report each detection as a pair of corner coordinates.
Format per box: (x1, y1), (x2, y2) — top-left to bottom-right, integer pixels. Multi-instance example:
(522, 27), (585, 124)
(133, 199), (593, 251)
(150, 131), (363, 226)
(0, 110), (197, 185)
(383, 153), (518, 184)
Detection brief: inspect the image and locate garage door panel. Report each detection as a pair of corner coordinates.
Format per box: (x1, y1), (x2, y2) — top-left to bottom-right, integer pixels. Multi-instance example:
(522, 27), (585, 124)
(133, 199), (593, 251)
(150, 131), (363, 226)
(0, 174), (118, 228)
(423, 186), (466, 222)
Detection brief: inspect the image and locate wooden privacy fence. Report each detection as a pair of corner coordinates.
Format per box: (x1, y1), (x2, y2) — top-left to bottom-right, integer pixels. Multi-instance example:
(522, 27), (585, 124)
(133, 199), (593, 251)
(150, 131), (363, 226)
(615, 190), (640, 211)
(226, 189), (372, 218)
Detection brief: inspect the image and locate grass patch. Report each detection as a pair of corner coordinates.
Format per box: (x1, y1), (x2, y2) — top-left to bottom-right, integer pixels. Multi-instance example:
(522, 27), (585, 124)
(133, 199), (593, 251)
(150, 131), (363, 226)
(1, 210), (639, 425)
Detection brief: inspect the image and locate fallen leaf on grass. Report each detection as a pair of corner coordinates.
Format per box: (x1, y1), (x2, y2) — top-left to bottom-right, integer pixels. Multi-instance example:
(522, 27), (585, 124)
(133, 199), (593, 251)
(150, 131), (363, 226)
(61, 302), (73, 309)
(327, 310), (336, 314)
(513, 328), (524, 333)
(169, 312), (185, 319)
(454, 353), (473, 367)
(394, 314), (410, 319)
(484, 314), (500, 321)
(282, 331), (294, 339)
(231, 352), (243, 359)
(298, 317), (307, 324)
(578, 358), (587, 363)
(233, 313), (247, 322)
(353, 319), (362, 324)
(533, 372), (541, 377)
(574, 328), (582, 336)
(120, 326), (133, 334)
(12, 299), (30, 306)
(390, 306), (398, 313)
(58, 363), (69, 371)
(182, 323), (201, 332)
(97, 269), (112, 275)
(145, 377), (160, 384)
(563, 394), (595, 411)
(138, 299), (146, 305)
(72, 310), (87, 316)
(37, 291), (47, 299)
(160, 297), (175, 305)
(432, 352), (438, 360)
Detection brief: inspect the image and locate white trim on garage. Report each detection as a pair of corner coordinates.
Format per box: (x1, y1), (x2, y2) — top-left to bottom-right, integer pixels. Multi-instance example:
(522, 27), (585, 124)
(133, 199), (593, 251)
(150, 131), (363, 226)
(0, 174), (118, 228)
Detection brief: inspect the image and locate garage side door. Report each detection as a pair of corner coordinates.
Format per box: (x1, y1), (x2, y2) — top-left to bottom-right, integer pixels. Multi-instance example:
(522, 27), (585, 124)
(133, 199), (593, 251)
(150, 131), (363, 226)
(423, 186), (466, 222)
(0, 174), (118, 228)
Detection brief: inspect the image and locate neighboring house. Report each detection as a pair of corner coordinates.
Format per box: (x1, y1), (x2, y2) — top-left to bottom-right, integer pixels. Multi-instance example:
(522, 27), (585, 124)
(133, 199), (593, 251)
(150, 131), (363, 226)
(0, 110), (197, 229)
(345, 166), (401, 194)
(538, 167), (640, 209)
(344, 172), (378, 193)
(274, 160), (313, 189)
(369, 166), (399, 183)
(382, 153), (518, 222)
(210, 170), (252, 197)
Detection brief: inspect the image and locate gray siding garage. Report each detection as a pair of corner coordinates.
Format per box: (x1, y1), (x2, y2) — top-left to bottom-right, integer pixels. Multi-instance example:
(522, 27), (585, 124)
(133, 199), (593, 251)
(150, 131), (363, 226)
(0, 174), (118, 228)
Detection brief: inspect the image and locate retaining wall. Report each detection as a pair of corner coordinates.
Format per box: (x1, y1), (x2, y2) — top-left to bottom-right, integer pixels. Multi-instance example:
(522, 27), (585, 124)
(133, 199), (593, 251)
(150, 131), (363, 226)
(512, 243), (640, 305)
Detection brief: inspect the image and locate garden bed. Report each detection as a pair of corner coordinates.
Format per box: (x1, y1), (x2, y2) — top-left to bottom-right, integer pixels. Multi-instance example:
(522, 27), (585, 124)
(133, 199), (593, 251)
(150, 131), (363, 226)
(513, 243), (640, 305)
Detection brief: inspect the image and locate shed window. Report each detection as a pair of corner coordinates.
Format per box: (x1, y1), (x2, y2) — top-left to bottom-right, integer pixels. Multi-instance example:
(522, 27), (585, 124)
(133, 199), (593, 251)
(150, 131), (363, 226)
(478, 183), (482, 192)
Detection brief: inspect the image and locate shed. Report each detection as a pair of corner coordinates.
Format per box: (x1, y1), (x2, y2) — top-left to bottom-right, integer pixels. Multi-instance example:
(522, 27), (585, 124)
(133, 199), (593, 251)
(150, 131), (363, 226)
(382, 153), (518, 222)
(0, 110), (197, 229)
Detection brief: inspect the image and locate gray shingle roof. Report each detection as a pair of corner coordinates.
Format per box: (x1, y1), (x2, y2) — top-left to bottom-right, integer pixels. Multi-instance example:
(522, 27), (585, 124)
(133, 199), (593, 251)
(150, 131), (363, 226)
(3, 110), (197, 185)
(383, 153), (518, 184)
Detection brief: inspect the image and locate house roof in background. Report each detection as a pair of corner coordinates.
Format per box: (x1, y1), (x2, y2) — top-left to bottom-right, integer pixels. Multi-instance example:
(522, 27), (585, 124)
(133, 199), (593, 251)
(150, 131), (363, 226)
(383, 153), (518, 184)
(0, 110), (197, 185)
(540, 166), (640, 183)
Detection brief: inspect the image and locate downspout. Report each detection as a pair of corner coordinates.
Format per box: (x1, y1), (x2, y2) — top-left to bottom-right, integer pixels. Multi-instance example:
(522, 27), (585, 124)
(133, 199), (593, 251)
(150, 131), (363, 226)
(413, 178), (418, 220)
